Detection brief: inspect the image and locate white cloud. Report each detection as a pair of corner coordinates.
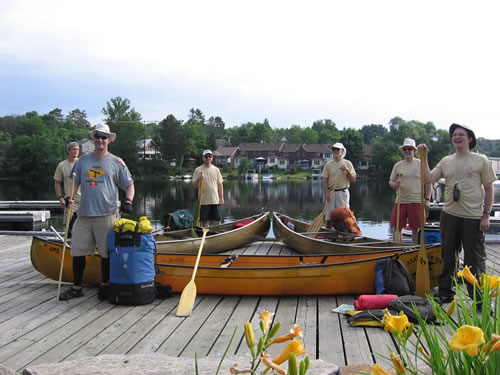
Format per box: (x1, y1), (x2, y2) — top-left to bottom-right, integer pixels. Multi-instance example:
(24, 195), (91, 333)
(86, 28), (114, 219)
(1, 0), (499, 138)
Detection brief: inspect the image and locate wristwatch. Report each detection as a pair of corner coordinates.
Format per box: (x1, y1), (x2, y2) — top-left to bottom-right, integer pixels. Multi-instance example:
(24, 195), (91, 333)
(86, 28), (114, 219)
(483, 209), (491, 216)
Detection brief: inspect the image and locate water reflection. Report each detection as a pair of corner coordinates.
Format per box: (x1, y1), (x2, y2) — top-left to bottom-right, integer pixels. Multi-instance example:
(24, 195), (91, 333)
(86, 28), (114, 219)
(133, 178), (396, 226)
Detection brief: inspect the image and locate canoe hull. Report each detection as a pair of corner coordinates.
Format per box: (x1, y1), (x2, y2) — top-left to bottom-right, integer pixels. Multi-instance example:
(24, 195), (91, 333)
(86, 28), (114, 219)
(156, 212), (270, 253)
(272, 212), (417, 254)
(155, 246), (442, 295)
(31, 237), (442, 295)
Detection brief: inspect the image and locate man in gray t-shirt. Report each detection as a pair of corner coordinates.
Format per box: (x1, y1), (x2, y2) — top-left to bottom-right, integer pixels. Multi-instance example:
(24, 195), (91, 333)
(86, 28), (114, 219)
(59, 123), (135, 301)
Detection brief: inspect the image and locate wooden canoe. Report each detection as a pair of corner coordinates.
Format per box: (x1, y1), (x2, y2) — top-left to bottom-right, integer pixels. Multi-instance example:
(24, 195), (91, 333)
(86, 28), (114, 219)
(272, 212), (422, 254)
(154, 245), (442, 295)
(155, 212), (271, 253)
(30, 235), (442, 295)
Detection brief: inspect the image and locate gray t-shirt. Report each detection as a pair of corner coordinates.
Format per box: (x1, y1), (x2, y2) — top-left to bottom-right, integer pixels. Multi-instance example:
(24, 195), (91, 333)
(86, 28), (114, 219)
(72, 152), (134, 217)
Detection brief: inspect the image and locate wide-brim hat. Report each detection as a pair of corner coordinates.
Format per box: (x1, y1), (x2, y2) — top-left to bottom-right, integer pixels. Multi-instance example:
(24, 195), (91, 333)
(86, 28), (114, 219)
(331, 142), (347, 158)
(399, 138), (417, 151)
(89, 123), (116, 142)
(449, 123), (476, 149)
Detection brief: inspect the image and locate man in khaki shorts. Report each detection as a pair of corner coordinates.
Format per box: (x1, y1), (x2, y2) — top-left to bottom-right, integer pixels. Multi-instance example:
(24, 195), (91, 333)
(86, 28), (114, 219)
(53, 141), (81, 235)
(59, 123), (135, 301)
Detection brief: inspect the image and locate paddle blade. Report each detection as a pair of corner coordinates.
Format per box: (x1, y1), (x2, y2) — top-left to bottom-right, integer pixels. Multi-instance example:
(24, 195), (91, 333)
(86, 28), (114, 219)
(415, 242), (431, 296)
(176, 280), (197, 317)
(394, 229), (402, 243)
(307, 213), (324, 234)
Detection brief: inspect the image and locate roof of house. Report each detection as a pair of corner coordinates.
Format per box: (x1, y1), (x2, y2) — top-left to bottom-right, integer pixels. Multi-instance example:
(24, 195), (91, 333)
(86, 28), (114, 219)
(302, 144), (332, 153)
(238, 142), (284, 152)
(214, 146), (238, 156)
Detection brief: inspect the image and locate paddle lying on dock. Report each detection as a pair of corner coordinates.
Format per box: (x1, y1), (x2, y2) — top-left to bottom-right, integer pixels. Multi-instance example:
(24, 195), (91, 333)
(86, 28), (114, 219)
(176, 228), (209, 317)
(416, 150), (430, 297)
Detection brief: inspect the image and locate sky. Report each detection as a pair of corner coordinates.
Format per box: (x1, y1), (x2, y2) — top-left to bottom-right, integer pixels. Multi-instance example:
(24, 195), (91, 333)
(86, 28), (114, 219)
(1, 0), (499, 139)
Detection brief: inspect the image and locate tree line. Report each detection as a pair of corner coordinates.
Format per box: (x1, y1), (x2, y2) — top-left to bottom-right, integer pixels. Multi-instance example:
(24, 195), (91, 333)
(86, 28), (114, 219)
(1, 96), (498, 180)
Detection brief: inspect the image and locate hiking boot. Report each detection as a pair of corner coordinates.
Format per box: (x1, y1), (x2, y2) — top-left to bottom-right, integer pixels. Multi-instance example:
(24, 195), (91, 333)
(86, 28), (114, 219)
(98, 284), (109, 301)
(59, 287), (84, 301)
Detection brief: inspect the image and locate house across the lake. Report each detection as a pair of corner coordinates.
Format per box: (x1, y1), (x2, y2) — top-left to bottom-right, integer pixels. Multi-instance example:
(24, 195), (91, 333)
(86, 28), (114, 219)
(214, 142), (333, 171)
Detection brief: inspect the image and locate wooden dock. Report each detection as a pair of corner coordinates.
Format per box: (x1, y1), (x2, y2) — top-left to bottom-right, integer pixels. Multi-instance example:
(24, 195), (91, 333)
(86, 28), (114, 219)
(1, 235), (500, 373)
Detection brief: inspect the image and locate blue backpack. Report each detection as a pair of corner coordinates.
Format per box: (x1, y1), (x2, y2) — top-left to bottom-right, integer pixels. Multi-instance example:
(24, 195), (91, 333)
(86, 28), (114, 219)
(107, 224), (156, 305)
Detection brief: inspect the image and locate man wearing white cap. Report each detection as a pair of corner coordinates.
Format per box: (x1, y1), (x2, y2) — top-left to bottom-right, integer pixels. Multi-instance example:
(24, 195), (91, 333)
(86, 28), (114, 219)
(418, 123), (496, 304)
(321, 142), (357, 229)
(389, 138), (432, 244)
(193, 149), (224, 227)
(59, 123), (135, 301)
(54, 141), (82, 228)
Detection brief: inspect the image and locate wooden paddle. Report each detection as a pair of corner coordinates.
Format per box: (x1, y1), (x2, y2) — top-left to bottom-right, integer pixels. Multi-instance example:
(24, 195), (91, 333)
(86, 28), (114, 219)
(56, 172), (76, 302)
(415, 150), (430, 297)
(394, 174), (403, 242)
(195, 178), (203, 227)
(176, 228), (209, 317)
(307, 170), (342, 235)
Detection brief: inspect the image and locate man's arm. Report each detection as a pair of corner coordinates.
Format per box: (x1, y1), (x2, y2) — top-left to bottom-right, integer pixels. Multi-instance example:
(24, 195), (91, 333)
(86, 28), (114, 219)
(218, 183), (224, 204)
(125, 184), (135, 202)
(480, 182), (494, 231)
(54, 179), (64, 202)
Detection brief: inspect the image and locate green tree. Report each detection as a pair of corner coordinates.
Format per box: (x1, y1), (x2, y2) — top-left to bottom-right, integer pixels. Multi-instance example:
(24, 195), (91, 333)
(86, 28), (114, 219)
(156, 114), (185, 168)
(238, 157), (250, 175)
(67, 109), (91, 129)
(360, 124), (388, 144)
(102, 97), (143, 174)
(340, 128), (364, 168)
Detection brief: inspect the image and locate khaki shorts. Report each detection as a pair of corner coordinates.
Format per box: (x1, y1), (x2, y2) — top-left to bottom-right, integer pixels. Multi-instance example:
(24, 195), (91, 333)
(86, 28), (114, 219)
(325, 190), (350, 221)
(71, 214), (119, 258)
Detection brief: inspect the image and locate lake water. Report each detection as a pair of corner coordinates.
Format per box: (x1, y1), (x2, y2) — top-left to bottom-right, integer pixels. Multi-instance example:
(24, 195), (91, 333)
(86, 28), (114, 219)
(2, 177), (499, 240)
(0, 177), (396, 238)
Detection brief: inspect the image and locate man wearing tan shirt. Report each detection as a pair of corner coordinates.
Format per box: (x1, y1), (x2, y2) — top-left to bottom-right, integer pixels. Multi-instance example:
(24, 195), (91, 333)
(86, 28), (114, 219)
(321, 142), (356, 229)
(419, 124), (496, 304)
(389, 138), (432, 244)
(193, 149), (224, 227)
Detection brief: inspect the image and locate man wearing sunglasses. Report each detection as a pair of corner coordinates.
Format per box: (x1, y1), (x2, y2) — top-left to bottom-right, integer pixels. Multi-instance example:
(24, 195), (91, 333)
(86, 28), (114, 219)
(59, 123), (135, 301)
(193, 149), (224, 227)
(321, 142), (357, 229)
(389, 138), (432, 244)
(418, 124), (496, 304)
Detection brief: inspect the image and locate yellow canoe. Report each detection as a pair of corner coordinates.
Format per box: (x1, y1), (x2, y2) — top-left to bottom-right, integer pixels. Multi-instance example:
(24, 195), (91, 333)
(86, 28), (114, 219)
(273, 212), (422, 254)
(31, 235), (442, 295)
(155, 246), (442, 295)
(155, 212), (271, 253)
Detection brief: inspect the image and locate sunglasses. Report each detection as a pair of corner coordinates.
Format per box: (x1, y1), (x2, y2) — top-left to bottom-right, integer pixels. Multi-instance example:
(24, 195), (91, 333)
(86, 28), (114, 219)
(204, 154), (213, 158)
(94, 135), (108, 140)
(402, 148), (414, 151)
(332, 148), (341, 151)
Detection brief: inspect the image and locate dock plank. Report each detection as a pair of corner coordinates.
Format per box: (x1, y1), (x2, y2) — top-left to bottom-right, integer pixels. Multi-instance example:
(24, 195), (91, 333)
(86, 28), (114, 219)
(1, 234), (500, 374)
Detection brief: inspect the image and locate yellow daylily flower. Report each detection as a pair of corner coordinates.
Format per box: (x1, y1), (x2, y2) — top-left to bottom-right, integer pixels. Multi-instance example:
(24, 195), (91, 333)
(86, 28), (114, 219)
(370, 363), (392, 375)
(481, 274), (500, 296)
(418, 346), (432, 361)
(229, 364), (252, 374)
(384, 311), (411, 334)
(261, 353), (287, 375)
(449, 325), (485, 356)
(457, 265), (480, 288)
(390, 352), (406, 374)
(482, 334), (500, 355)
(272, 340), (308, 365)
(259, 310), (274, 333)
(244, 322), (255, 349)
(270, 324), (303, 344)
(446, 300), (457, 316)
